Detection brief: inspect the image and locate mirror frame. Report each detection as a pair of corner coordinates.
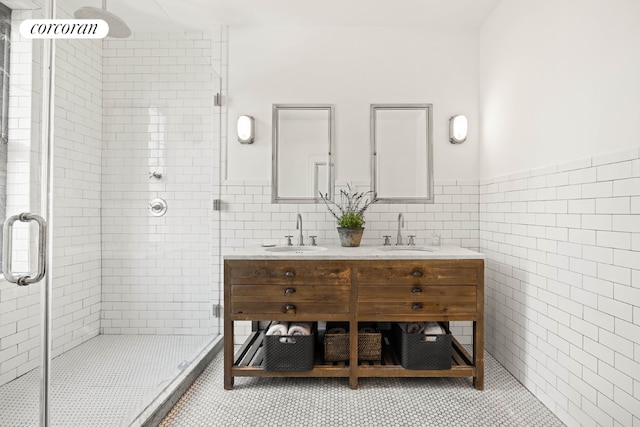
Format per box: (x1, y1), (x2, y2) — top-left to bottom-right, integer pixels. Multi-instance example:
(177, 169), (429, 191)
(370, 103), (434, 204)
(272, 104), (335, 203)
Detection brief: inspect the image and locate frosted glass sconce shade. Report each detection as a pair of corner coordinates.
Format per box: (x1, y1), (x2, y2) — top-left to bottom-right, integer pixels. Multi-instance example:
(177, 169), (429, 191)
(449, 115), (468, 144)
(237, 115), (255, 144)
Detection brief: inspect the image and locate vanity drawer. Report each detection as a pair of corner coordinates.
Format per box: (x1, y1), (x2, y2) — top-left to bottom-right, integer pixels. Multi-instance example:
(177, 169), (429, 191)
(231, 301), (349, 316)
(358, 284), (476, 316)
(358, 300), (476, 317)
(231, 284), (350, 303)
(226, 260), (350, 286)
(355, 260), (482, 286)
(358, 284), (476, 302)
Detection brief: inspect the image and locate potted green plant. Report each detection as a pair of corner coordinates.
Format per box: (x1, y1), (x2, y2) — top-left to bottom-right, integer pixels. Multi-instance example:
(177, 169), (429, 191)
(319, 184), (378, 247)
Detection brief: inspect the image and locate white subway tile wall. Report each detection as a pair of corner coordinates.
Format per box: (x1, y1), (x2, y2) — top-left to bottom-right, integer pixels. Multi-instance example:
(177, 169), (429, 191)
(481, 147), (640, 427)
(50, 32), (103, 357)
(223, 180), (480, 346)
(101, 32), (222, 336)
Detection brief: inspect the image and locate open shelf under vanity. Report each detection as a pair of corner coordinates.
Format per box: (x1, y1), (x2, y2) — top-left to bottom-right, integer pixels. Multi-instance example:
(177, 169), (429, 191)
(232, 327), (476, 380)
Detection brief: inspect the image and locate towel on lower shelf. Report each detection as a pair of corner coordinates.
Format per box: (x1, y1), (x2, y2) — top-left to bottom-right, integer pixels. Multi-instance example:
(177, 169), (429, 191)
(288, 322), (313, 336)
(327, 327), (347, 334)
(266, 322), (289, 336)
(399, 322), (426, 334)
(423, 322), (445, 335)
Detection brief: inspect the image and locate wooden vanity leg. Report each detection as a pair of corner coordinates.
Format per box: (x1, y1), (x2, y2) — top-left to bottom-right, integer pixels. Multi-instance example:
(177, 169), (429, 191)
(349, 319), (358, 389)
(224, 318), (234, 390)
(473, 320), (484, 390)
(349, 376), (358, 389)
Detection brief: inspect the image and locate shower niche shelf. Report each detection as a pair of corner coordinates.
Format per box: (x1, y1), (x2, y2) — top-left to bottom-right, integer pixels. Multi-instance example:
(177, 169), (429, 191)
(223, 258), (484, 390)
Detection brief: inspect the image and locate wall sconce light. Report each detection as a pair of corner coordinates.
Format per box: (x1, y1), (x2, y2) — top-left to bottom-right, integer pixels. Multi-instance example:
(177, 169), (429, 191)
(449, 115), (468, 144)
(237, 115), (255, 144)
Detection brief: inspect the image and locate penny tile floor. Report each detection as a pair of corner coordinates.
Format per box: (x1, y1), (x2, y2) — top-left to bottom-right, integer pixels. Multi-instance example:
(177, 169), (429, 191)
(160, 350), (565, 427)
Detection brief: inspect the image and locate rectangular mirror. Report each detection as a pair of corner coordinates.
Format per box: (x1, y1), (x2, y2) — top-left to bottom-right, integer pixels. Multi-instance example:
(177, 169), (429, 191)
(371, 104), (433, 203)
(272, 104), (334, 203)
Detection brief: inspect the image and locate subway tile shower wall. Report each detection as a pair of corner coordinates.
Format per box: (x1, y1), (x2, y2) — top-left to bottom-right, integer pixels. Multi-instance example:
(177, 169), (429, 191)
(222, 180), (480, 346)
(480, 147), (640, 427)
(101, 32), (222, 336)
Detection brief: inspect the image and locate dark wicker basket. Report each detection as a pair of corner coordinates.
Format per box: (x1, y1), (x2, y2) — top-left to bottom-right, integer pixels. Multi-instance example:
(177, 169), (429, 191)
(324, 323), (381, 362)
(263, 332), (315, 372)
(393, 323), (452, 370)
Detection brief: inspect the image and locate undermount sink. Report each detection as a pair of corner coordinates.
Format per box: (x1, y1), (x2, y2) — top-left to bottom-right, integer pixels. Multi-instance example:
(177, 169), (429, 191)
(264, 246), (327, 253)
(378, 246), (437, 252)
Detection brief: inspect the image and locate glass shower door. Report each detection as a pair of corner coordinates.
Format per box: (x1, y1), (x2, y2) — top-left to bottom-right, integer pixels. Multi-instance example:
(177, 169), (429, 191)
(0, 0), (224, 425)
(0, 2), (52, 424)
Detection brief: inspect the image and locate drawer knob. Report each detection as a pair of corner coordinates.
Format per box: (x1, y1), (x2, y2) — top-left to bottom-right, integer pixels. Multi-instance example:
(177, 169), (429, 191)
(411, 287), (422, 293)
(283, 303), (296, 313)
(411, 303), (423, 310)
(284, 270), (295, 277)
(284, 287), (296, 295)
(411, 270), (423, 278)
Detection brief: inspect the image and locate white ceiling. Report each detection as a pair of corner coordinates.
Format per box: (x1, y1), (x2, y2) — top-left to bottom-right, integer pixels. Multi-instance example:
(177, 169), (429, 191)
(57, 0), (501, 32)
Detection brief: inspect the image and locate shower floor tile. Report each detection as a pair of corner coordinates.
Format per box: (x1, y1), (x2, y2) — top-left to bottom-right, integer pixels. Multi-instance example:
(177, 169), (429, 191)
(0, 335), (210, 427)
(160, 350), (565, 427)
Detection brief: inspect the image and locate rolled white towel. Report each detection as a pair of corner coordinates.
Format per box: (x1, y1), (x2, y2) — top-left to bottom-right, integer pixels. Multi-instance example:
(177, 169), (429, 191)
(266, 322), (289, 336)
(288, 322), (313, 336)
(423, 322), (444, 335)
(399, 322), (426, 334)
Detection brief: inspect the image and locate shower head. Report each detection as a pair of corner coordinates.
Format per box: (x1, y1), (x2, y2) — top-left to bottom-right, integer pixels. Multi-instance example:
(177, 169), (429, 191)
(74, 0), (131, 38)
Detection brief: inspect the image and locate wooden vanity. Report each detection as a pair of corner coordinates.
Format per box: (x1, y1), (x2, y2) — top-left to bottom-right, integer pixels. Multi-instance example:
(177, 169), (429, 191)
(223, 247), (484, 390)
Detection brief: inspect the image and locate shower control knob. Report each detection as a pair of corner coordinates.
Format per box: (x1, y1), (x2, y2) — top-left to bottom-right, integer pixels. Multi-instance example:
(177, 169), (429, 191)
(149, 198), (167, 217)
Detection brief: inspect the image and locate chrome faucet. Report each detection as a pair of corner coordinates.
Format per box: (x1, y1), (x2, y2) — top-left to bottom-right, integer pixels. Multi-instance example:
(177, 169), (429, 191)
(396, 213), (404, 245)
(296, 213), (304, 246)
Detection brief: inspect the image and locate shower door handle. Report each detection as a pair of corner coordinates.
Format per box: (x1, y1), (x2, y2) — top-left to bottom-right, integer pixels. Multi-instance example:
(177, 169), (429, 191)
(2, 212), (47, 286)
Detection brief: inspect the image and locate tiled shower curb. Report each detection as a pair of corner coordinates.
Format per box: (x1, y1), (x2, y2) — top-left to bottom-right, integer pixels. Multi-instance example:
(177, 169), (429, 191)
(129, 336), (224, 427)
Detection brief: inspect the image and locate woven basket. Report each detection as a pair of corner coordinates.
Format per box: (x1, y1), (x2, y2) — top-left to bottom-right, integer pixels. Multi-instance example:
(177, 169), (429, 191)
(324, 323), (381, 362)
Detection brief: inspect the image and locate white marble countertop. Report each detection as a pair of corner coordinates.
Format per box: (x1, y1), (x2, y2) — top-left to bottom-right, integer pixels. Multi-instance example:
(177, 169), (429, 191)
(223, 244), (485, 260)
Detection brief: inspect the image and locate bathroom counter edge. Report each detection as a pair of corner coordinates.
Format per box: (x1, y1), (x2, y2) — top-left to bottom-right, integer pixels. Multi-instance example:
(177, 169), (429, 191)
(223, 245), (485, 260)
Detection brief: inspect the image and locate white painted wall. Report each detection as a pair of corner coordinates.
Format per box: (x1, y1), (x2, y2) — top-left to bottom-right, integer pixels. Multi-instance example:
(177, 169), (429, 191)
(226, 25), (480, 183)
(479, 0), (640, 179)
(479, 1), (640, 425)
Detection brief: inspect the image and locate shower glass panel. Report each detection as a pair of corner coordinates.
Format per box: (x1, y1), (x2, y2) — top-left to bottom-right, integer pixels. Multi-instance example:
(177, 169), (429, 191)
(0, 5), (45, 425)
(0, 1), (223, 425)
